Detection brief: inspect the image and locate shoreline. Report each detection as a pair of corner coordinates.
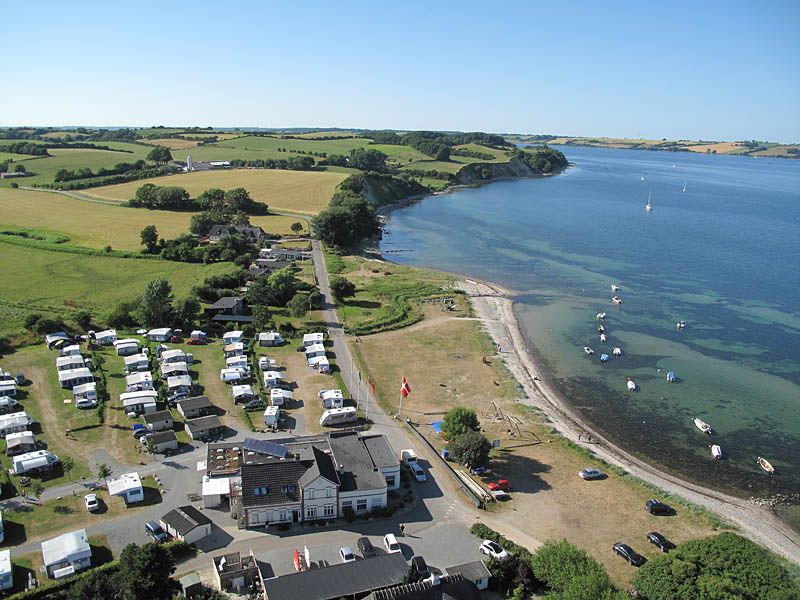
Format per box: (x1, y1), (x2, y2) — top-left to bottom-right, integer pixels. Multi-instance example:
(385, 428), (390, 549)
(454, 277), (800, 563)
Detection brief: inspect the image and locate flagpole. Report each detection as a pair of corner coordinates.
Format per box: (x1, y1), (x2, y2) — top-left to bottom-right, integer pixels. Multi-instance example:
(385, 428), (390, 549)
(364, 374), (369, 422)
(399, 374), (403, 418)
(350, 357), (356, 410)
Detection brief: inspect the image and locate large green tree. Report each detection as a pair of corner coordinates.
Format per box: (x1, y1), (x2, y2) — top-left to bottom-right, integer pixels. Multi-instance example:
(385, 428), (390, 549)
(442, 406), (481, 439)
(116, 543), (176, 600)
(136, 278), (174, 328)
(633, 532), (800, 600)
(266, 267), (298, 306)
(448, 430), (491, 467)
(173, 297), (200, 330)
(146, 145), (173, 165)
(330, 276), (356, 300)
(311, 191), (380, 249)
(140, 225), (159, 253)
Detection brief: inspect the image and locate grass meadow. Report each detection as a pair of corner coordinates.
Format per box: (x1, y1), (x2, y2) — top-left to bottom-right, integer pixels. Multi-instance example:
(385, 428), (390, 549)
(84, 168), (348, 213)
(0, 188), (299, 249)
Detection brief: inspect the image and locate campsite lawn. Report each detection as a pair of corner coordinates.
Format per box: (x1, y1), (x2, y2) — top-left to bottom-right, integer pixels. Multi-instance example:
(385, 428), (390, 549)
(0, 187), (298, 250)
(83, 168), (348, 214)
(0, 244), (235, 336)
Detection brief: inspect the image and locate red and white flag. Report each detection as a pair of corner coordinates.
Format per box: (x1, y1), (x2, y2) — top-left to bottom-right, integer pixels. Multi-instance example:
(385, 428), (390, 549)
(400, 376), (411, 398)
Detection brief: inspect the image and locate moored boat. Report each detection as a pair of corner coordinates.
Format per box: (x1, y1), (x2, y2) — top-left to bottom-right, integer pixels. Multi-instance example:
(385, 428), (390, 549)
(694, 417), (712, 434)
(626, 377), (636, 391)
(612, 296), (623, 304)
(600, 353), (609, 362)
(757, 456), (775, 474)
(646, 191), (654, 211)
(596, 312), (606, 320)
(711, 445), (722, 460)
(600, 333), (607, 343)
(610, 284), (620, 292)
(613, 347), (622, 356)
(676, 320), (686, 329)
(584, 346), (594, 355)
(666, 371), (676, 383)
(598, 324), (605, 333)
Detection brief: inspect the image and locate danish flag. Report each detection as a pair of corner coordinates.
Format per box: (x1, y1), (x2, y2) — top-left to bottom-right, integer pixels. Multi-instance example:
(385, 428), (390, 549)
(400, 376), (411, 398)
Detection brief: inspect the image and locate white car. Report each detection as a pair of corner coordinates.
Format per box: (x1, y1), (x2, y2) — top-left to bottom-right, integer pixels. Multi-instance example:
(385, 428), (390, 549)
(75, 398), (98, 410)
(339, 546), (356, 563)
(84, 493), (100, 512)
(479, 539), (509, 560)
(409, 462), (427, 482)
(383, 533), (402, 555)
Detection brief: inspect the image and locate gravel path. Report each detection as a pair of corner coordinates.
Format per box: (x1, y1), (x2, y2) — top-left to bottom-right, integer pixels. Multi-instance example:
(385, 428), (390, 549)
(456, 278), (800, 564)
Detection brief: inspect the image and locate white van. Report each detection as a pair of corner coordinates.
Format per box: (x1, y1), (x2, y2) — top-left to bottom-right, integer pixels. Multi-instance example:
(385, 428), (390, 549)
(401, 449), (418, 466)
(319, 407), (357, 427)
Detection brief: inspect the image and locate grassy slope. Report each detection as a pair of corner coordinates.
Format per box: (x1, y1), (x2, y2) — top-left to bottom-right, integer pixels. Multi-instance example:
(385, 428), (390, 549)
(83, 168), (347, 214)
(0, 244), (235, 334)
(0, 188), (297, 249)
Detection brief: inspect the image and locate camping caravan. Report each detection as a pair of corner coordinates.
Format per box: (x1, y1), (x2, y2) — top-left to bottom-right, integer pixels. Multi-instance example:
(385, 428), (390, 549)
(231, 385), (256, 403)
(319, 407), (357, 427)
(263, 406), (280, 428)
(223, 343), (244, 358)
(125, 371), (154, 392)
(220, 369), (245, 384)
(302, 332), (324, 347)
(57, 368), (93, 390)
(0, 412), (33, 437)
(44, 332), (71, 350)
(113, 339), (140, 356)
(307, 355), (331, 374)
(257, 331), (284, 347)
(269, 388), (292, 406)
(222, 330), (244, 345)
(72, 382), (97, 402)
(159, 349), (188, 365)
(12, 450), (60, 475)
(56, 355), (86, 372)
(94, 330), (117, 346)
(123, 353), (150, 374)
(319, 389), (344, 409)
(146, 328), (172, 342)
(0, 381), (16, 399)
(5, 431), (36, 457)
(0, 396), (20, 415)
(59, 344), (82, 357)
(167, 375), (193, 395)
(262, 370), (285, 388)
(226, 355), (249, 371)
(120, 391), (158, 416)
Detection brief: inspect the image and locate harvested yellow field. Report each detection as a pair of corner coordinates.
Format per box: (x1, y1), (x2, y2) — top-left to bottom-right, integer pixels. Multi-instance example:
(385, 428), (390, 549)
(686, 141), (745, 153)
(145, 138), (200, 150)
(0, 187), (297, 250)
(84, 168), (347, 214)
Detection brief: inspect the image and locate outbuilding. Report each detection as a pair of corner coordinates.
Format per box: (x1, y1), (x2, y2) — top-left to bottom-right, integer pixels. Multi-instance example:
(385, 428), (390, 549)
(257, 331), (284, 347)
(123, 353), (150, 374)
(125, 371), (154, 392)
(143, 410), (173, 432)
(5, 430), (36, 456)
(41, 529), (91, 579)
(185, 415), (223, 441)
(446, 561), (492, 591)
(159, 505), (213, 544)
(146, 328), (172, 342)
(113, 338), (141, 356)
(147, 430), (178, 454)
(13, 450), (60, 475)
(176, 395), (212, 420)
(107, 472), (144, 505)
(94, 330), (117, 346)
(120, 390), (158, 415)
(202, 475), (238, 508)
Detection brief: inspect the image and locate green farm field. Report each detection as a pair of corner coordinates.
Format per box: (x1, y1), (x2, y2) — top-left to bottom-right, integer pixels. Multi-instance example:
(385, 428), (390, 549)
(451, 143), (511, 162)
(400, 159), (466, 174)
(0, 188), (298, 250)
(167, 135), (370, 164)
(0, 243), (235, 335)
(84, 168), (348, 213)
(367, 143), (430, 164)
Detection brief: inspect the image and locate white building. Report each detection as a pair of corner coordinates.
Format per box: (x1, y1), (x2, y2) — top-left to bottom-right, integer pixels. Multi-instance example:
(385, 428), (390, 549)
(159, 505), (213, 544)
(107, 472), (144, 505)
(41, 529), (92, 579)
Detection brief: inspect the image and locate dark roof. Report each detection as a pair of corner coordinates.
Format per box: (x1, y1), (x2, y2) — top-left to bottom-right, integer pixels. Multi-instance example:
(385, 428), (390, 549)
(208, 296), (243, 310)
(209, 225), (266, 240)
(143, 410), (172, 424)
(444, 561), (490, 582)
(161, 505), (212, 535)
(240, 461), (307, 508)
(177, 395), (211, 411)
(362, 434), (399, 469)
(185, 415), (222, 433)
(212, 314), (253, 323)
(370, 574), (480, 600)
(298, 446), (340, 487)
(328, 431), (386, 493)
(149, 430), (177, 444)
(243, 438), (289, 459)
(263, 552), (409, 600)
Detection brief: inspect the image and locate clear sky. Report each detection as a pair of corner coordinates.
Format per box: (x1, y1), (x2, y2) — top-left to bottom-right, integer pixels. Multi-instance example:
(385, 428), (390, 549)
(2, 0), (798, 141)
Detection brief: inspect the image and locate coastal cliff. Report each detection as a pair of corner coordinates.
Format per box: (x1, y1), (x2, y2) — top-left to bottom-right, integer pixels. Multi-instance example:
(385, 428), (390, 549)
(455, 156), (538, 184)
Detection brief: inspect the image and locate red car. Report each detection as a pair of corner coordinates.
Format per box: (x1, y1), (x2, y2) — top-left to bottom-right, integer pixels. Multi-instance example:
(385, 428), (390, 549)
(169, 335), (183, 343)
(488, 479), (512, 492)
(186, 338), (205, 345)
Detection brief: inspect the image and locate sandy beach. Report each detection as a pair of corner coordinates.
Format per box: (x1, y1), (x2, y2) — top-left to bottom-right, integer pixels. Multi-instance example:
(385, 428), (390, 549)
(455, 278), (800, 564)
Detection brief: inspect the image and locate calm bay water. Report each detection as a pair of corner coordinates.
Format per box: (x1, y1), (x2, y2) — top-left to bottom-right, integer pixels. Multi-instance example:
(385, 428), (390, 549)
(381, 146), (800, 498)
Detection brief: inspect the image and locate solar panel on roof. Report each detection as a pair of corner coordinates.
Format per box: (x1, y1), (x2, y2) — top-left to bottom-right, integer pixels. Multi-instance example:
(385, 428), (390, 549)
(243, 437), (288, 458)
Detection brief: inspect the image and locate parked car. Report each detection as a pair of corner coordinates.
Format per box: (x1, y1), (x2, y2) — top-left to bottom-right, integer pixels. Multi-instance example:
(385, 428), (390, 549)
(75, 398), (98, 410)
(14, 373), (25, 386)
(133, 427), (150, 440)
(145, 521), (168, 542)
(612, 542), (646, 566)
(243, 398), (265, 411)
(647, 531), (675, 552)
(84, 493), (99, 512)
(578, 468), (606, 480)
(471, 466), (489, 476)
(487, 479), (512, 492)
(169, 335), (182, 343)
(409, 462), (427, 482)
(479, 540), (509, 560)
(186, 338), (204, 346)
(383, 533), (402, 555)
(410, 556), (431, 581)
(357, 537), (377, 559)
(645, 499), (673, 515)
(339, 547), (356, 563)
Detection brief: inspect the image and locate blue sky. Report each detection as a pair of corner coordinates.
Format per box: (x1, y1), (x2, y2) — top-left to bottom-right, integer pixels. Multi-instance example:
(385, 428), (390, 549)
(2, 1), (798, 141)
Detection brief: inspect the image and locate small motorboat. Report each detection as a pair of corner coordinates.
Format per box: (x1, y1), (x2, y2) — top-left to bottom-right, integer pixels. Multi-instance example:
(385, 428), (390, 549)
(596, 312), (606, 320)
(610, 284), (620, 292)
(600, 334), (607, 343)
(711, 445), (723, 460)
(757, 456), (775, 474)
(612, 296), (623, 304)
(584, 347), (595, 355)
(600, 353), (609, 362)
(626, 377), (636, 391)
(613, 347), (622, 356)
(598, 324), (605, 333)
(694, 418), (712, 434)
(646, 191), (654, 212)
(666, 371), (676, 383)
(676, 320), (686, 329)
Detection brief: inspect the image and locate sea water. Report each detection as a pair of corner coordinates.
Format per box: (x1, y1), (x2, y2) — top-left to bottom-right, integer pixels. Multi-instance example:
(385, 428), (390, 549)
(381, 145), (800, 501)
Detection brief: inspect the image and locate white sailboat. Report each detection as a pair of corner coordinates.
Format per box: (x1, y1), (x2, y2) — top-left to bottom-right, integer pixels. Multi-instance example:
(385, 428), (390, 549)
(682, 180), (687, 193)
(646, 191), (653, 211)
(694, 418), (712, 434)
(641, 172), (645, 181)
(626, 377), (636, 392)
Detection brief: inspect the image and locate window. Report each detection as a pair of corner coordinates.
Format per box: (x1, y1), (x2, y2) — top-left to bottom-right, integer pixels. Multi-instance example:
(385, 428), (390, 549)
(356, 499), (367, 512)
(371, 498), (382, 509)
(326, 488), (333, 498)
(341, 500), (352, 509)
(307, 490), (315, 500)
(386, 476), (396, 487)
(323, 505), (335, 517)
(306, 506), (317, 519)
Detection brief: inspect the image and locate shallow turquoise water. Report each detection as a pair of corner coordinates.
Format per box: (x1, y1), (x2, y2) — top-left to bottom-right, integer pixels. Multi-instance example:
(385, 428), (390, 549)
(381, 146), (800, 497)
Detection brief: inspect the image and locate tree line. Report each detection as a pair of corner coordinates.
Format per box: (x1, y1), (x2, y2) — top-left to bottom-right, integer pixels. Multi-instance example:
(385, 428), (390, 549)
(365, 130), (511, 160)
(55, 160), (150, 182)
(311, 190), (381, 249)
(127, 184), (268, 214)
